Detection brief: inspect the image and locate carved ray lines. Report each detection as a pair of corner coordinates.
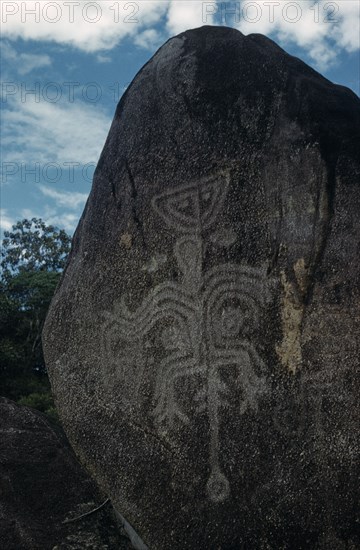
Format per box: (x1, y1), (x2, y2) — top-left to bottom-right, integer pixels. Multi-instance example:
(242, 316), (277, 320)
(152, 174), (230, 233)
(102, 173), (268, 503)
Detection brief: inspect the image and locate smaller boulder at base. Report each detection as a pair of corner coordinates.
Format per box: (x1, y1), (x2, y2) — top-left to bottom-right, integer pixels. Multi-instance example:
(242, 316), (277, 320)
(0, 398), (130, 549)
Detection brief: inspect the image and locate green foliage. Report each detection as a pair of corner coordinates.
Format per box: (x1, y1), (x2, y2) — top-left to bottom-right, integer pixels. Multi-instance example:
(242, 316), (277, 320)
(1, 217), (71, 278)
(18, 391), (59, 422)
(0, 218), (71, 418)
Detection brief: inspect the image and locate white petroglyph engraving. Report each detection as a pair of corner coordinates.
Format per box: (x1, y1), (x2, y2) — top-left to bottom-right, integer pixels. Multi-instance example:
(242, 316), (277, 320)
(152, 175), (230, 233)
(141, 253), (167, 274)
(102, 172), (269, 502)
(210, 227), (237, 247)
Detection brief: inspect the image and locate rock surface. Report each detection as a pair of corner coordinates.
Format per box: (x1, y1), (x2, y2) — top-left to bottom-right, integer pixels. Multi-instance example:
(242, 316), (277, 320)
(43, 26), (360, 549)
(0, 398), (131, 549)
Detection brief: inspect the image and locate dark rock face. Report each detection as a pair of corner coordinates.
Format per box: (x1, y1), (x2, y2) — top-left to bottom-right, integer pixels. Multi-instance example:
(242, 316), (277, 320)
(43, 26), (360, 549)
(0, 399), (130, 549)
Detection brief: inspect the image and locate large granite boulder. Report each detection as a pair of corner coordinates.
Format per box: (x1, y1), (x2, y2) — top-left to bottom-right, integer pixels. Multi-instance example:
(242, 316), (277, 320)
(43, 26), (360, 549)
(0, 398), (130, 549)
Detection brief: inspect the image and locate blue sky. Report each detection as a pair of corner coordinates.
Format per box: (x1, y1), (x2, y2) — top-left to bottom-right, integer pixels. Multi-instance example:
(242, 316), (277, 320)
(1, 0), (359, 236)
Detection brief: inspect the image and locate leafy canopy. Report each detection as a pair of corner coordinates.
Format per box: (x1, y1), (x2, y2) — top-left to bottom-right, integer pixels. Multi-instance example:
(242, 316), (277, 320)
(0, 218), (71, 411)
(1, 217), (71, 278)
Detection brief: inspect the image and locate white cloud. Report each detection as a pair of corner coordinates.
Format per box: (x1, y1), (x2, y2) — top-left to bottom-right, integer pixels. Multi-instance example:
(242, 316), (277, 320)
(1, 0), (170, 52)
(165, 0), (359, 69)
(332, 0), (360, 52)
(1, 41), (52, 75)
(1, 94), (111, 165)
(96, 54), (112, 63)
(166, 1), (215, 35)
(234, 0), (360, 70)
(0, 200), (84, 236)
(1, 1), (358, 71)
(134, 29), (163, 50)
(20, 207), (80, 232)
(0, 209), (14, 232)
(46, 211), (80, 232)
(39, 186), (88, 210)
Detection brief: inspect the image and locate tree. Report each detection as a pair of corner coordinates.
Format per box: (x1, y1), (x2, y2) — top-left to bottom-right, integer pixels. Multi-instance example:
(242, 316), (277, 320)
(1, 217), (71, 279)
(0, 218), (71, 411)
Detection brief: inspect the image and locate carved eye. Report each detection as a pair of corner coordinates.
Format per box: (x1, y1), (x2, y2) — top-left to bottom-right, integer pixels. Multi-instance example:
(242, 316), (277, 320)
(202, 191), (211, 203)
(220, 307), (243, 336)
(178, 198), (190, 211)
(160, 324), (183, 350)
